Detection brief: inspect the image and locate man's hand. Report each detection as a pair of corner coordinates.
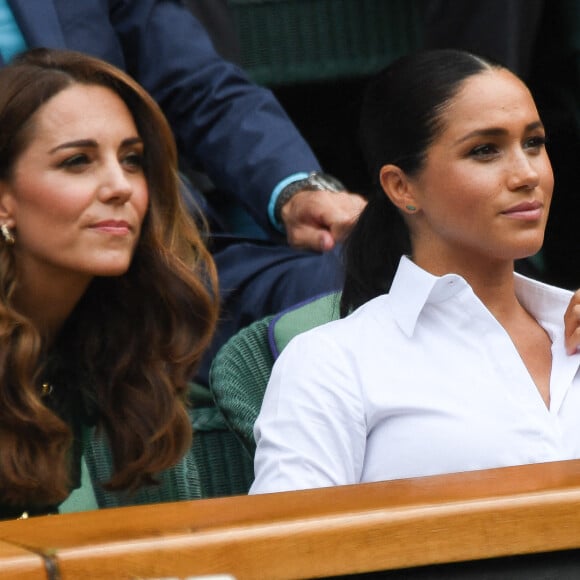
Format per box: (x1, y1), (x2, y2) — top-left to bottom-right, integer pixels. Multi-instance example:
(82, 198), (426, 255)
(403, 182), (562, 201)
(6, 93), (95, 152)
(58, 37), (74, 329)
(281, 188), (367, 252)
(565, 289), (580, 355)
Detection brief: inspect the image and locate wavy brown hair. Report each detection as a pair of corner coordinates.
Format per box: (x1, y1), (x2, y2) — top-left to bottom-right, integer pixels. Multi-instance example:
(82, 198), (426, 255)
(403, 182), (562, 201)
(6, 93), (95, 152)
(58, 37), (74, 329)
(0, 48), (218, 507)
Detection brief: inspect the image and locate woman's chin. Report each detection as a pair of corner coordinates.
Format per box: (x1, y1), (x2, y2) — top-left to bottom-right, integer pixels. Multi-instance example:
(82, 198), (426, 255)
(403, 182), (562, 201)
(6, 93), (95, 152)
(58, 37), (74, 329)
(511, 234), (545, 262)
(89, 261), (132, 278)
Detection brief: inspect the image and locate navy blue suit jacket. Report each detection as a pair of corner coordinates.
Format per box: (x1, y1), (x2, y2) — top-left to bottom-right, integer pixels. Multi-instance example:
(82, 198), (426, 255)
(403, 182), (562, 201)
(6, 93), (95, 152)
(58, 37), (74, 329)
(3, 0), (321, 236)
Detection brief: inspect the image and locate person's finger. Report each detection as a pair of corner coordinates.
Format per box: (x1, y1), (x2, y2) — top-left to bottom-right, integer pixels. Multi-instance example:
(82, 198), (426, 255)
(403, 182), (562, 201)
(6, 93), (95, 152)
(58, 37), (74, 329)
(564, 290), (580, 355)
(282, 190), (366, 251)
(286, 222), (335, 252)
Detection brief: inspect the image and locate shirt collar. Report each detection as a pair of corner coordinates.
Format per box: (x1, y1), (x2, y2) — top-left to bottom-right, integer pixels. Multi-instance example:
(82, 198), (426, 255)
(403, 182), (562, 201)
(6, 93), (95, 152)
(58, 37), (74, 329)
(387, 256), (574, 339)
(514, 273), (573, 340)
(388, 256), (468, 337)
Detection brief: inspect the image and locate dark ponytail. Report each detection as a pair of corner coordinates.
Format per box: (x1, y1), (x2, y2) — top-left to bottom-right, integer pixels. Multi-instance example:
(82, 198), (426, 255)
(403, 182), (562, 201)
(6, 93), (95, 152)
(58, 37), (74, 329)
(340, 191), (409, 316)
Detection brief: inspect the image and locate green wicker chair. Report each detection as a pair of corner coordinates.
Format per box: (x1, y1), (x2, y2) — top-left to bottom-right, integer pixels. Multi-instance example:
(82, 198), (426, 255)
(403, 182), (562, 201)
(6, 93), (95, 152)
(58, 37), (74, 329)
(209, 315), (276, 459)
(209, 292), (341, 463)
(59, 384), (255, 514)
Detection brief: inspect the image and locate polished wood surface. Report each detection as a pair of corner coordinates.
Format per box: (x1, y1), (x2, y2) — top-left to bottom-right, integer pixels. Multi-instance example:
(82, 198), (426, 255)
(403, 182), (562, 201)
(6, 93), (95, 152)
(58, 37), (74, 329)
(0, 540), (46, 579)
(2, 459), (580, 579)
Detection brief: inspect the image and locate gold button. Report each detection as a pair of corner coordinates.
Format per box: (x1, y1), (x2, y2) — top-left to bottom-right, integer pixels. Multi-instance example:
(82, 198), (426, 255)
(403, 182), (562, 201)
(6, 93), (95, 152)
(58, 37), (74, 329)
(41, 383), (53, 397)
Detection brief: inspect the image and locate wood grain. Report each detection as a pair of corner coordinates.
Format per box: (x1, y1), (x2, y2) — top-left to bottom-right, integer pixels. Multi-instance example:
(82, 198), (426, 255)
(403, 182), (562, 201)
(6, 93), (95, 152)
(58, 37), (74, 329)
(2, 459), (580, 579)
(0, 540), (46, 579)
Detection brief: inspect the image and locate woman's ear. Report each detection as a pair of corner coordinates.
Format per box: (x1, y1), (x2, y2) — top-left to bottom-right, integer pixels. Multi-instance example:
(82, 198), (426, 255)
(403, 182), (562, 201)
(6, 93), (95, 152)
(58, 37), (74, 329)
(0, 183), (16, 228)
(379, 164), (419, 215)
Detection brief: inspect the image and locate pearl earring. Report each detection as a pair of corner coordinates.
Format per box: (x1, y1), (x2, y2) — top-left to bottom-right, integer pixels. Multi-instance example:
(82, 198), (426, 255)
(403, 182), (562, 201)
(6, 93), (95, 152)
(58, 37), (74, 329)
(0, 223), (14, 245)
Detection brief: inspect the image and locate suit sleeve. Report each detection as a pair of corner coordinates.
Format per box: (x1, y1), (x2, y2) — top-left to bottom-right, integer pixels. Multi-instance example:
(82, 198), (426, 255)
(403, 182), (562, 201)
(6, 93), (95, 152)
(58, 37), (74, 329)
(109, 0), (321, 234)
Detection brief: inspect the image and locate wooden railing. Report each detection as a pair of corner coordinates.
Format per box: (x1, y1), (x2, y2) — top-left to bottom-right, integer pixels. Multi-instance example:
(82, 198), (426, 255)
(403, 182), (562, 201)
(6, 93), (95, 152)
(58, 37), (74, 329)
(3, 459), (580, 579)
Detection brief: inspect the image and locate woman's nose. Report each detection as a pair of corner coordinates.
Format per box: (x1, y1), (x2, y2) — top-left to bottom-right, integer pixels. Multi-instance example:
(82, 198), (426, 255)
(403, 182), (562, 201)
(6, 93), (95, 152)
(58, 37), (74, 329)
(98, 161), (133, 203)
(506, 150), (540, 192)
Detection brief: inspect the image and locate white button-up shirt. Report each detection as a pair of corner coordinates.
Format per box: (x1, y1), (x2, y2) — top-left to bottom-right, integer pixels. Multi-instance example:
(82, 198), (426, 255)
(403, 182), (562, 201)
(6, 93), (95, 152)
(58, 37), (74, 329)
(250, 257), (580, 494)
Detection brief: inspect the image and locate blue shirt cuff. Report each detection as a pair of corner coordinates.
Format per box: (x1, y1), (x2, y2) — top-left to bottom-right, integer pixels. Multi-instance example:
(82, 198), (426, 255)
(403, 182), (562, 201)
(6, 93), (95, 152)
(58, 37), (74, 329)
(268, 172), (310, 233)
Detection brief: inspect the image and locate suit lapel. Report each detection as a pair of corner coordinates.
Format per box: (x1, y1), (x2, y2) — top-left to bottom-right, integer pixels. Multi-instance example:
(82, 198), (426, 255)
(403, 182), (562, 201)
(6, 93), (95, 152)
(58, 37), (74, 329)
(8, 0), (66, 48)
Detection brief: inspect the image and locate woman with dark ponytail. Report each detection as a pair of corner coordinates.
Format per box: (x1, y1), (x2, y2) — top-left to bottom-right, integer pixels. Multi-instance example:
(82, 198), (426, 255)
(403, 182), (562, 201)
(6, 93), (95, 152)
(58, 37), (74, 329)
(341, 49), (508, 316)
(251, 49), (580, 495)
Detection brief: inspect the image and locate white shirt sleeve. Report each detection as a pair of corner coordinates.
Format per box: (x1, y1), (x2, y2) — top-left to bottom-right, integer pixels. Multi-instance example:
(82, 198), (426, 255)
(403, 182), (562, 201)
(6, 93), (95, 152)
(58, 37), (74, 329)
(250, 329), (367, 494)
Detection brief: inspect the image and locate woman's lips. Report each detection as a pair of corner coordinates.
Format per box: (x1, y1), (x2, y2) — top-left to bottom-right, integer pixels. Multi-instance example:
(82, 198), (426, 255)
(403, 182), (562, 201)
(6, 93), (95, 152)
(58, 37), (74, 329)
(501, 200), (543, 221)
(90, 220), (131, 235)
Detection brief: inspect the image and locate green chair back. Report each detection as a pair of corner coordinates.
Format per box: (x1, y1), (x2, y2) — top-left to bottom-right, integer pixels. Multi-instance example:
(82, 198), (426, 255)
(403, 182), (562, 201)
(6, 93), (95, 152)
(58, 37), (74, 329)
(210, 292), (341, 467)
(210, 315), (275, 458)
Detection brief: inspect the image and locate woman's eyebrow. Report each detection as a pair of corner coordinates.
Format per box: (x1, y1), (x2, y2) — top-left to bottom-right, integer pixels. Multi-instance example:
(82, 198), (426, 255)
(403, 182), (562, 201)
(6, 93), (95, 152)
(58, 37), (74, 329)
(453, 121), (545, 146)
(120, 137), (144, 148)
(49, 139), (97, 153)
(49, 136), (142, 154)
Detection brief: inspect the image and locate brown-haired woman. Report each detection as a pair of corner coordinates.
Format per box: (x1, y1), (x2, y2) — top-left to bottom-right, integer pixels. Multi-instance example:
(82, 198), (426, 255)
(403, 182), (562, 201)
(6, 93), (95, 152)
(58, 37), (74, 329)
(0, 48), (218, 519)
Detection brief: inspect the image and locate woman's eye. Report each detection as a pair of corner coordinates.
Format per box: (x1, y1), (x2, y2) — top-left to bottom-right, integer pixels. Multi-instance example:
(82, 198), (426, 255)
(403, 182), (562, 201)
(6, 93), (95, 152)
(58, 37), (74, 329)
(524, 135), (547, 150)
(122, 152), (144, 171)
(469, 144), (499, 158)
(59, 154), (90, 169)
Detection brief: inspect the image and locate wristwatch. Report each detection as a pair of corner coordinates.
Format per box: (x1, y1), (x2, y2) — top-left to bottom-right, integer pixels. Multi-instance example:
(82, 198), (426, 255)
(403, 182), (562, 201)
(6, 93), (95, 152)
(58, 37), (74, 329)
(274, 171), (346, 224)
